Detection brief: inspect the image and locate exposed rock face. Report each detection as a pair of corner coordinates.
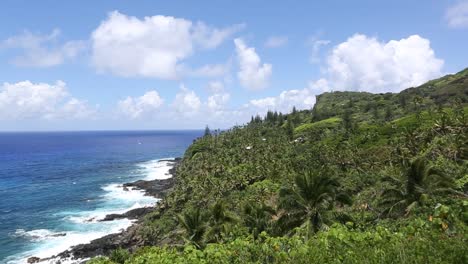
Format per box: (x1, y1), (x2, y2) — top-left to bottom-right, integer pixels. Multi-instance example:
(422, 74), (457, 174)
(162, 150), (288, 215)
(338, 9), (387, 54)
(57, 224), (143, 260)
(123, 177), (175, 198)
(27, 257), (40, 263)
(99, 207), (154, 221)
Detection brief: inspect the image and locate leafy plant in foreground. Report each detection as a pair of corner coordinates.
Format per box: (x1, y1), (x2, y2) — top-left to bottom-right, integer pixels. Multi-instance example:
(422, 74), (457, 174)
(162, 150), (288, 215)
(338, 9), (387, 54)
(205, 200), (237, 243)
(243, 202), (275, 239)
(278, 170), (352, 236)
(177, 208), (207, 249)
(380, 157), (455, 216)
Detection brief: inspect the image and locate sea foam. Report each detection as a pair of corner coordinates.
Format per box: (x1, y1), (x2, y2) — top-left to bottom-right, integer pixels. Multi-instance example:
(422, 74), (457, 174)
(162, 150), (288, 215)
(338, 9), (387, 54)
(6, 219), (131, 264)
(5, 158), (175, 264)
(137, 158), (175, 180)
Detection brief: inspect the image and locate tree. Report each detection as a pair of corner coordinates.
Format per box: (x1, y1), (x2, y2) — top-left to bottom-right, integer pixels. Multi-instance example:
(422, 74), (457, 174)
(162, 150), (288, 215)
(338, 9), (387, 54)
(278, 171), (352, 236)
(380, 157), (455, 217)
(385, 106), (393, 121)
(372, 106), (379, 121)
(278, 113), (284, 126)
(205, 201), (236, 242)
(342, 109), (354, 132)
(204, 125), (211, 137)
(177, 208), (207, 249)
(413, 96), (423, 121)
(254, 114), (262, 123)
(243, 203), (275, 239)
(286, 120), (294, 140)
(399, 94), (407, 108)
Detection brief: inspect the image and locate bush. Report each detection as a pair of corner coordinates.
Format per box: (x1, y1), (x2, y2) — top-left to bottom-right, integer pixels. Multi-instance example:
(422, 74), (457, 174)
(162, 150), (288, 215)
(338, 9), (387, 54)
(90, 224), (467, 264)
(109, 248), (130, 264)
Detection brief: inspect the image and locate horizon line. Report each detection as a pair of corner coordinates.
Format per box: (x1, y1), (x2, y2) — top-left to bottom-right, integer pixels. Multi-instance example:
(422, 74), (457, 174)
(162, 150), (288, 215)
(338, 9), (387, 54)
(0, 128), (215, 133)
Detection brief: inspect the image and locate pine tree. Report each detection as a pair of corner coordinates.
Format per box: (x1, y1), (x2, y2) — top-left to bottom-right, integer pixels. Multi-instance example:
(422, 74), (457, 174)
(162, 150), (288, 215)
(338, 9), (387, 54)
(204, 125), (211, 137)
(286, 120), (294, 140)
(342, 109), (353, 132)
(385, 106), (393, 121)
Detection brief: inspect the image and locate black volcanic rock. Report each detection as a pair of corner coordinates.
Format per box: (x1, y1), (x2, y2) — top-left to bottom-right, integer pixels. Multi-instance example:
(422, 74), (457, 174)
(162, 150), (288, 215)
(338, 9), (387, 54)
(99, 207), (154, 222)
(123, 178), (175, 198)
(57, 224), (143, 260)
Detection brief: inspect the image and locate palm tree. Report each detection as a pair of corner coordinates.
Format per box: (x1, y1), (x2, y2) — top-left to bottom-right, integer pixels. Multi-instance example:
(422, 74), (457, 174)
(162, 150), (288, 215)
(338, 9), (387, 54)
(380, 157), (455, 217)
(243, 202), (275, 239)
(205, 201), (237, 243)
(177, 208), (207, 249)
(278, 171), (352, 236)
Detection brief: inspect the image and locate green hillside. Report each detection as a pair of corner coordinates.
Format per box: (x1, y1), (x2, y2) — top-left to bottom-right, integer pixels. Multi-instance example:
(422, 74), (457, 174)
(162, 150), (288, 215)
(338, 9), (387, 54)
(312, 68), (468, 123)
(91, 70), (468, 263)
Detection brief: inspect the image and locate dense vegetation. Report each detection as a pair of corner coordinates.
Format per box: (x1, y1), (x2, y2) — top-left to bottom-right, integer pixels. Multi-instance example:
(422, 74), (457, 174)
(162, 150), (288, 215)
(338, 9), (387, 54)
(92, 69), (468, 263)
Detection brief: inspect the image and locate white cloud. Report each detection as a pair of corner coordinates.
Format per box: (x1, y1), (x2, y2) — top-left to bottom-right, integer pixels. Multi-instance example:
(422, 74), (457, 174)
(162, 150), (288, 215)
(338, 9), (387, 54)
(116, 83), (233, 127)
(234, 38), (272, 90)
(117, 90), (164, 119)
(206, 81), (230, 111)
(189, 64), (227, 78)
(0, 80), (95, 120)
(55, 98), (97, 120)
(321, 34), (443, 93)
(247, 87), (316, 114)
(265, 36), (288, 48)
(446, 1), (468, 28)
(206, 81), (225, 93)
(2, 29), (85, 67)
(308, 39), (330, 63)
(192, 22), (245, 49)
(172, 85), (202, 114)
(207, 93), (230, 111)
(91, 11), (242, 79)
(238, 34), (444, 118)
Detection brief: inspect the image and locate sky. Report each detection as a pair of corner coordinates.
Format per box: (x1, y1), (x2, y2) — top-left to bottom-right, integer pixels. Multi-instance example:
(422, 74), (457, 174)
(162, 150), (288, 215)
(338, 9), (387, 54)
(0, 0), (467, 131)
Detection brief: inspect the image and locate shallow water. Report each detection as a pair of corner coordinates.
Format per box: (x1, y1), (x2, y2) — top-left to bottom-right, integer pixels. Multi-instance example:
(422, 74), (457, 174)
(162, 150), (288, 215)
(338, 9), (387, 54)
(0, 130), (202, 263)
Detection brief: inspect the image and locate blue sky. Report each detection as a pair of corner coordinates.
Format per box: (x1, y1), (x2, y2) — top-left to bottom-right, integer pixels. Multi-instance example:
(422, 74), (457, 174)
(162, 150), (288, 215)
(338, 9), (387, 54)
(0, 0), (467, 130)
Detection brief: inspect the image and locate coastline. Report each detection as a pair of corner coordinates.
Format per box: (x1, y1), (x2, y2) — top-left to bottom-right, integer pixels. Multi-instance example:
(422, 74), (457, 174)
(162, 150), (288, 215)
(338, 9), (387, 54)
(29, 158), (181, 264)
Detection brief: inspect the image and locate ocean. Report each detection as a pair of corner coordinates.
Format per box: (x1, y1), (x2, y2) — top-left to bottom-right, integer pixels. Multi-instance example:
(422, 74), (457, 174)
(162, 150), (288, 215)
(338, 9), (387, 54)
(0, 130), (202, 263)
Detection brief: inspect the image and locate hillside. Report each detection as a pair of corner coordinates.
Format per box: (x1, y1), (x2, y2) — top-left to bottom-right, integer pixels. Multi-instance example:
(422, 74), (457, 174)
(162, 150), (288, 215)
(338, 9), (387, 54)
(91, 70), (467, 263)
(312, 68), (468, 123)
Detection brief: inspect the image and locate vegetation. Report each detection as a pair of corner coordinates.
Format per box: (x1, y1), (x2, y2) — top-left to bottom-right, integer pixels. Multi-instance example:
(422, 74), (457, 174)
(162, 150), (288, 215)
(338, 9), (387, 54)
(91, 69), (468, 263)
(278, 171), (352, 235)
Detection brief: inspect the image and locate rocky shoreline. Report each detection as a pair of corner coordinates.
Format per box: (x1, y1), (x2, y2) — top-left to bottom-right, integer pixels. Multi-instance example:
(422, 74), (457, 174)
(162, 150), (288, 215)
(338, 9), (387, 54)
(30, 158), (181, 264)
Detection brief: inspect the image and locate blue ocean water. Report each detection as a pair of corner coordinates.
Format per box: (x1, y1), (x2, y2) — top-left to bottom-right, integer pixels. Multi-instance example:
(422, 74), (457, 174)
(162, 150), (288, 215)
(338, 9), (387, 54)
(0, 130), (202, 263)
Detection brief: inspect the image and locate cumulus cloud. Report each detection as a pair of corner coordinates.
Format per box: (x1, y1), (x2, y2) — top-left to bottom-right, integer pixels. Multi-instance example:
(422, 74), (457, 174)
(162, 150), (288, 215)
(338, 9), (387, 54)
(91, 11), (242, 79)
(59, 98), (96, 119)
(0, 80), (95, 120)
(237, 33), (444, 118)
(265, 36), (288, 48)
(206, 81), (230, 111)
(172, 85), (202, 114)
(321, 34), (443, 93)
(117, 90), (164, 119)
(207, 93), (230, 111)
(246, 87), (316, 114)
(234, 38), (272, 90)
(115, 82), (235, 128)
(445, 1), (468, 28)
(1, 29), (85, 67)
(189, 64), (227, 78)
(307, 38), (330, 63)
(206, 81), (225, 93)
(192, 22), (245, 49)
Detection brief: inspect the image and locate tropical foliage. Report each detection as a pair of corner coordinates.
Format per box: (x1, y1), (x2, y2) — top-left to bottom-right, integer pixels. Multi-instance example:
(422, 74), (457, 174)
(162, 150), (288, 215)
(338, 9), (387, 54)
(91, 69), (468, 263)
